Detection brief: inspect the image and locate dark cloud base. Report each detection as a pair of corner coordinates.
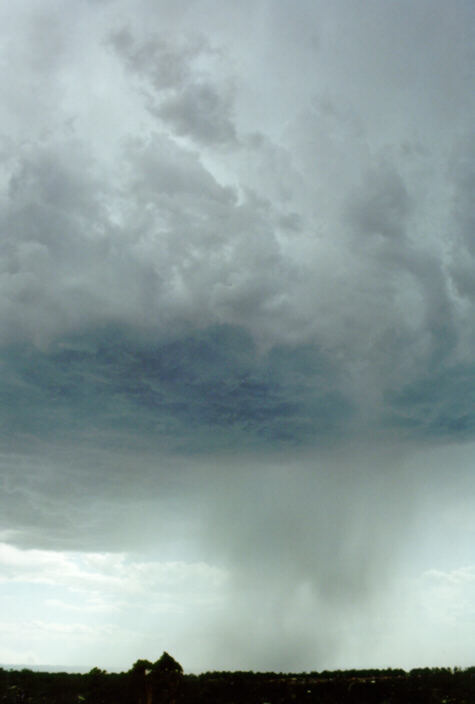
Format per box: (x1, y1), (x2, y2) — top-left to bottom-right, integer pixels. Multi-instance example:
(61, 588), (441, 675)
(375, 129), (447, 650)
(3, 322), (474, 456)
(2, 324), (353, 452)
(386, 364), (475, 439)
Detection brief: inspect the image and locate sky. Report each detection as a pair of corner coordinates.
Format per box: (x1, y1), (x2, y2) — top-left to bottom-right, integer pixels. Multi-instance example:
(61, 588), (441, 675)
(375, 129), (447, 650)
(0, 0), (474, 674)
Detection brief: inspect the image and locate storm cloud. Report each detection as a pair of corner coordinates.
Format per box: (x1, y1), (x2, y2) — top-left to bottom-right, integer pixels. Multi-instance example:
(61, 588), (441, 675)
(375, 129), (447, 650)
(0, 0), (474, 673)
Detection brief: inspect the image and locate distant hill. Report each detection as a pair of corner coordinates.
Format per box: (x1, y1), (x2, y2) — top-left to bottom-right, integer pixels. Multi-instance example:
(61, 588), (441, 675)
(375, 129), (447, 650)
(0, 664), (88, 673)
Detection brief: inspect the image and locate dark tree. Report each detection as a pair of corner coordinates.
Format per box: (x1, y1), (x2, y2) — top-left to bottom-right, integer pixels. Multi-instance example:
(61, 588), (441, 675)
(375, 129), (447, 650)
(152, 653), (183, 675)
(148, 653), (183, 704)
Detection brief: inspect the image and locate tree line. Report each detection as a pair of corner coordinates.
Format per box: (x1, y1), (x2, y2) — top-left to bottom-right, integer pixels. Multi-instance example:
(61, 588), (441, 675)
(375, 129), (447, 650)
(1, 652), (474, 703)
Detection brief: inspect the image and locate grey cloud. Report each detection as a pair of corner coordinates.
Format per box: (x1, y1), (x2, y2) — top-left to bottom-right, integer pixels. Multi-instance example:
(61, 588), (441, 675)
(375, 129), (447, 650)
(0, 123), (472, 450)
(385, 363), (475, 439)
(1, 5), (465, 389)
(448, 137), (475, 305)
(0, 325), (353, 454)
(123, 133), (235, 202)
(0, 130), (302, 351)
(108, 28), (203, 91)
(346, 164), (412, 241)
(338, 156), (462, 392)
(110, 27), (238, 145)
(157, 81), (237, 145)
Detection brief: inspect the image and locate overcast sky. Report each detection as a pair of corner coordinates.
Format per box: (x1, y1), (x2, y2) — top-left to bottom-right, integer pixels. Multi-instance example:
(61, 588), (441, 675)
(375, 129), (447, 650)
(0, 0), (474, 674)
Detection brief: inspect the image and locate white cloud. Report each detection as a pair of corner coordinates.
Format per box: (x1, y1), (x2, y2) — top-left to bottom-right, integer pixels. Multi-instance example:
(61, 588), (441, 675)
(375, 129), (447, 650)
(0, 542), (227, 603)
(420, 566), (475, 626)
(0, 541), (229, 668)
